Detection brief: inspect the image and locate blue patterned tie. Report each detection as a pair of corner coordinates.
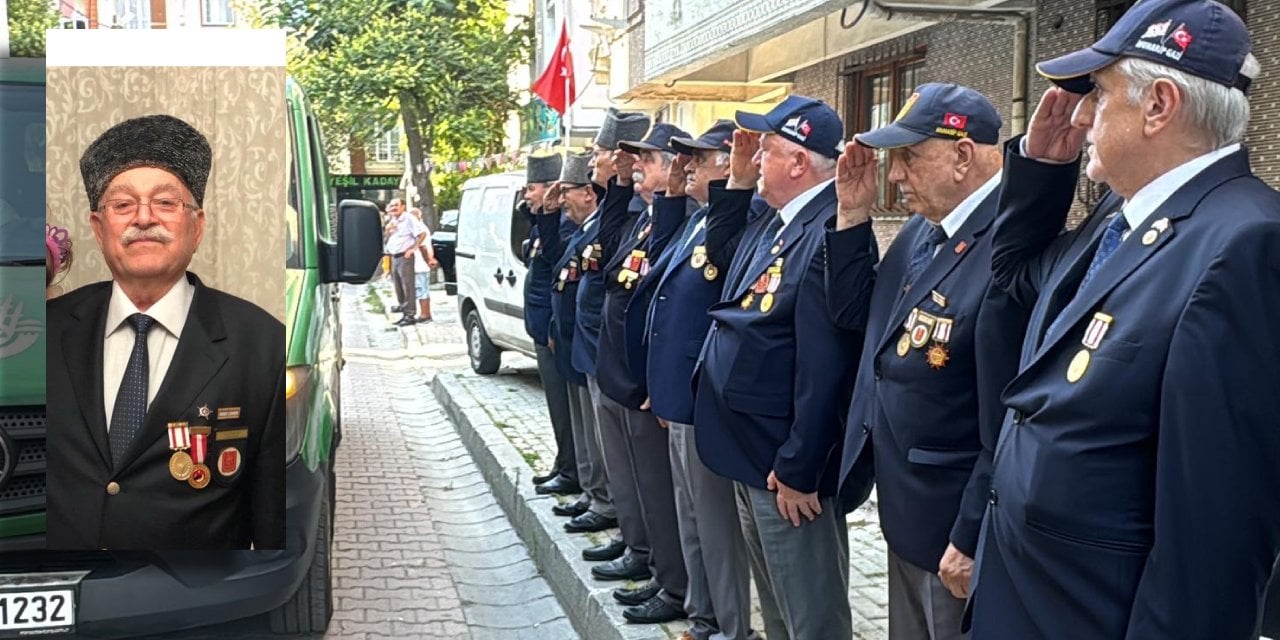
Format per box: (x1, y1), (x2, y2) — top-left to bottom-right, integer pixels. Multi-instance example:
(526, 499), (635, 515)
(109, 313), (156, 468)
(1077, 212), (1130, 294)
(903, 224), (949, 292)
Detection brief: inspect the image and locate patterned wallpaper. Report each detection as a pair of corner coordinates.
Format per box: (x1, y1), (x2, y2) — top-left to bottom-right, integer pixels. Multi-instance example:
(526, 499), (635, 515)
(45, 66), (287, 321)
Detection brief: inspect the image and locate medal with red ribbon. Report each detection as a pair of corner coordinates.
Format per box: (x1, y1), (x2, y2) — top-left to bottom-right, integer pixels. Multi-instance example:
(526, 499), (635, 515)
(167, 422), (193, 482)
(188, 429), (211, 490)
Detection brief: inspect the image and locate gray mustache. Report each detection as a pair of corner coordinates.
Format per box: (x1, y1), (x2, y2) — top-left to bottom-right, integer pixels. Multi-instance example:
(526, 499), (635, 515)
(121, 226), (175, 245)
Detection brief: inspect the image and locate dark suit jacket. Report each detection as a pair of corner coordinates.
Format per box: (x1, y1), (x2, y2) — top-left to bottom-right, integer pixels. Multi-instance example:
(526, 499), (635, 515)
(550, 217), (589, 386)
(970, 141), (1280, 639)
(46, 273), (285, 550)
(828, 190), (1027, 574)
(571, 181), (640, 377)
(596, 192), (693, 409)
(522, 204), (571, 346)
(692, 183), (862, 496)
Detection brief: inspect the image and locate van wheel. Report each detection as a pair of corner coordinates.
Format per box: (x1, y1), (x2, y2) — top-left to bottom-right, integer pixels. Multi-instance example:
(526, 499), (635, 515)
(269, 474), (333, 634)
(466, 309), (501, 375)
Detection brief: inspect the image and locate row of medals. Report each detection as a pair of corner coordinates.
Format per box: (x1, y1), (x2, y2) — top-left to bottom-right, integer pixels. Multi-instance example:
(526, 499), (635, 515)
(168, 424), (211, 490)
(741, 258), (783, 313)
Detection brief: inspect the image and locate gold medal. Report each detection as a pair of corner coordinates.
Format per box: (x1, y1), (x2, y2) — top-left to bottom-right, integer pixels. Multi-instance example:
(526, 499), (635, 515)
(760, 293), (774, 313)
(556, 281), (565, 291)
(1067, 349), (1091, 383)
(704, 264), (719, 281)
(1142, 229), (1158, 246)
(741, 293), (755, 310)
(926, 344), (949, 369)
(617, 270), (629, 284)
(188, 463), (211, 489)
(169, 450), (193, 481)
(691, 251), (707, 269)
(897, 332), (911, 357)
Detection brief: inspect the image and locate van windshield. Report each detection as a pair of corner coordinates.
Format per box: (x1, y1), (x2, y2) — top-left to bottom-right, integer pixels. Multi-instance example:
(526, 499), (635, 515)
(0, 83), (47, 264)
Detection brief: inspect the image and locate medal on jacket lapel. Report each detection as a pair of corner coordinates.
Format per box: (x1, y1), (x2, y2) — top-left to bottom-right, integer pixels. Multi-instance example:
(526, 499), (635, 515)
(897, 332), (911, 357)
(691, 246), (707, 269)
(188, 428), (211, 490)
(703, 264), (719, 281)
(1068, 312), (1113, 383)
(167, 421), (193, 482)
(760, 258), (783, 314)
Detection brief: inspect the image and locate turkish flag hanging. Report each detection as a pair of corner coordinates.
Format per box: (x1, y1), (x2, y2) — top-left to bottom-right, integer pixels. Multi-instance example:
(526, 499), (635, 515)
(531, 23), (576, 115)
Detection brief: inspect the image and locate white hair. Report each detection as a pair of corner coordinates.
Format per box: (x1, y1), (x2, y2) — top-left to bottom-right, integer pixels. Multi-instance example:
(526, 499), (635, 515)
(713, 151), (730, 167)
(1116, 55), (1254, 149)
(807, 150), (838, 175)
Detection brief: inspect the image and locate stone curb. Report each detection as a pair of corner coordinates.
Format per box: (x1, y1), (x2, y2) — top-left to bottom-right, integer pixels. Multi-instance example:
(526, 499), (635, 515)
(431, 372), (676, 640)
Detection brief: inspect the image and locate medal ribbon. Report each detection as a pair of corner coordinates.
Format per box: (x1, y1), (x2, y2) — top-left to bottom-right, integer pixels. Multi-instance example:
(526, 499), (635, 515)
(191, 433), (208, 465)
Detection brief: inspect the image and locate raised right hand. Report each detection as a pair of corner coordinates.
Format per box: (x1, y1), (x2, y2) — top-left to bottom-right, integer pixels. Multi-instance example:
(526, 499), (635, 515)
(727, 130), (761, 190)
(613, 150), (638, 187)
(835, 141), (878, 231)
(1025, 87), (1088, 163)
(543, 182), (566, 212)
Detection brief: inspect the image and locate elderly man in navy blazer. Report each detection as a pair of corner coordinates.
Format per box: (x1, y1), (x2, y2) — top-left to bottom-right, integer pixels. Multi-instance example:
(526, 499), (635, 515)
(969, 1), (1280, 638)
(826, 83), (1027, 640)
(693, 96), (863, 639)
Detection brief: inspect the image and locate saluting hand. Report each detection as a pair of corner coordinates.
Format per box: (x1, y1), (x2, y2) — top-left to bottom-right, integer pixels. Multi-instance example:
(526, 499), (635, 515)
(835, 141), (879, 231)
(1025, 87), (1088, 164)
(768, 470), (822, 528)
(667, 154), (691, 197)
(727, 130), (761, 191)
(544, 181), (566, 212)
(938, 543), (974, 599)
(614, 150), (638, 187)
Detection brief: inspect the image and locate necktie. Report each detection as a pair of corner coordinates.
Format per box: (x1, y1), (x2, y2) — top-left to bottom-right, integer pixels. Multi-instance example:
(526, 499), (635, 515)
(1077, 212), (1130, 294)
(109, 313), (156, 468)
(750, 214), (785, 266)
(903, 224), (949, 292)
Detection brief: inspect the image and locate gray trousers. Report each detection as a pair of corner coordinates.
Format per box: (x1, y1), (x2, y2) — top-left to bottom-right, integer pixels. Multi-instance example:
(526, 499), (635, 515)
(887, 548), (968, 640)
(736, 482), (851, 640)
(670, 422), (753, 640)
(534, 344), (576, 480)
(390, 255), (416, 318)
(568, 381), (613, 517)
(589, 378), (687, 605)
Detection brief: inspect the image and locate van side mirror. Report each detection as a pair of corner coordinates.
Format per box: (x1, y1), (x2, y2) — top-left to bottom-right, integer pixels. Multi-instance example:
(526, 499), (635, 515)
(321, 199), (382, 284)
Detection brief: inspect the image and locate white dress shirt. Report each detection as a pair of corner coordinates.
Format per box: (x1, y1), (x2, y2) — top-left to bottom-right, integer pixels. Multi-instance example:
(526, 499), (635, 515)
(934, 171), (1003, 255)
(1119, 143), (1241, 239)
(103, 277), (195, 430)
(776, 178), (835, 239)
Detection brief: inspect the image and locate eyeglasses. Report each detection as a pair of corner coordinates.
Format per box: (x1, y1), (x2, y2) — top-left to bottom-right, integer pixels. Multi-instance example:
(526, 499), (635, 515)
(98, 197), (197, 217)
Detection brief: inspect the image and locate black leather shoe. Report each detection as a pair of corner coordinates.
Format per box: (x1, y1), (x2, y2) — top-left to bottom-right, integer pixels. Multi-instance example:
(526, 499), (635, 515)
(591, 553), (650, 581)
(532, 471), (557, 485)
(534, 475), (581, 496)
(552, 497), (590, 517)
(393, 316), (416, 326)
(612, 580), (660, 606)
(583, 537), (626, 561)
(623, 595), (687, 624)
(565, 511), (618, 534)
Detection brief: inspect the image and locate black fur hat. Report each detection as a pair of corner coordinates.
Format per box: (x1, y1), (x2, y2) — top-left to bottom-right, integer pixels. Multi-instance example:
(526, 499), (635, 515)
(79, 114), (213, 210)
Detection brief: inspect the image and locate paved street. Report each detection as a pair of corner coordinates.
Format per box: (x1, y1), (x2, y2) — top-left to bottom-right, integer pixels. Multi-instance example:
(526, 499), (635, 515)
(139, 283), (575, 639)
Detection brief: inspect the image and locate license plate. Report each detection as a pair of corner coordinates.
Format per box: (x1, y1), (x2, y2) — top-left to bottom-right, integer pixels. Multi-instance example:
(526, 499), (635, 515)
(0, 572), (85, 638)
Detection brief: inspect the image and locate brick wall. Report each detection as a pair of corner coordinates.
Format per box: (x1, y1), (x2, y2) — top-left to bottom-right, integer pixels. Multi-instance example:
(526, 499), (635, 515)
(1242, 0), (1280, 189)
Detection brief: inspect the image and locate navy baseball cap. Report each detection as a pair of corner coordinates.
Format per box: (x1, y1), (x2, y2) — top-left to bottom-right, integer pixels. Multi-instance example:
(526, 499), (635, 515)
(856, 83), (1002, 149)
(735, 95), (844, 159)
(1038, 0), (1253, 94)
(618, 123), (690, 155)
(671, 119), (735, 155)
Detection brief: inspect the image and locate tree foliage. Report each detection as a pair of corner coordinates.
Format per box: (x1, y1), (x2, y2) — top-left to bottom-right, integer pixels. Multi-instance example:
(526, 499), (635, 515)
(7, 0), (59, 58)
(262, 0), (530, 224)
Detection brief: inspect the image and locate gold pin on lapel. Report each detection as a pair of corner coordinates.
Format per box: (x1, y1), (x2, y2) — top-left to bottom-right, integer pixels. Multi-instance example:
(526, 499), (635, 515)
(1142, 229), (1158, 246)
(930, 290), (947, 308)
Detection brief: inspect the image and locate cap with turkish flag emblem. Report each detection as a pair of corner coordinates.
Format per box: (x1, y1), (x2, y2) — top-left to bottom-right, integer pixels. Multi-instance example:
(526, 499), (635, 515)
(855, 83), (1001, 149)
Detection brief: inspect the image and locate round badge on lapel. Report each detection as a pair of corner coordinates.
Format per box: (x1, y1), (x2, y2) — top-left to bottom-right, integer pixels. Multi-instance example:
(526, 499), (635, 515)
(704, 264), (719, 281)
(760, 293), (774, 313)
(1067, 349), (1091, 383)
(691, 252), (707, 269)
(218, 447), (243, 477)
(1142, 229), (1158, 246)
(897, 333), (911, 357)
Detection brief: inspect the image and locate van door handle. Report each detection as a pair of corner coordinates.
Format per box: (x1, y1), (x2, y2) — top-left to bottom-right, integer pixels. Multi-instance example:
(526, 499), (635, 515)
(506, 270), (517, 286)
(493, 268), (504, 284)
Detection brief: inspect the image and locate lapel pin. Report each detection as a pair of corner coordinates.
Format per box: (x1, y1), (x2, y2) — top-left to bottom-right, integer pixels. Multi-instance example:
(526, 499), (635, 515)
(1142, 229), (1158, 246)
(954, 240), (968, 254)
(197, 404), (211, 419)
(930, 290), (947, 308)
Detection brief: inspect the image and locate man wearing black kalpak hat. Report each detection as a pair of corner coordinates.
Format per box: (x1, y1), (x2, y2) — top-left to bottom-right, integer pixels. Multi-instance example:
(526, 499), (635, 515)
(970, 1), (1280, 638)
(823, 82), (1029, 640)
(693, 96), (863, 638)
(46, 114), (285, 550)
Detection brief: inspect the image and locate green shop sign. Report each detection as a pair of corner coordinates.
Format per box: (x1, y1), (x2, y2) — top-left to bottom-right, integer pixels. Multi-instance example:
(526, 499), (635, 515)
(330, 174), (402, 189)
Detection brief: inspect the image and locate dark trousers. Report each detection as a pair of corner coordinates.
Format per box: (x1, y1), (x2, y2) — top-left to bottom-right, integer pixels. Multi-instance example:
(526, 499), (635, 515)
(535, 343), (576, 480)
(391, 255), (416, 319)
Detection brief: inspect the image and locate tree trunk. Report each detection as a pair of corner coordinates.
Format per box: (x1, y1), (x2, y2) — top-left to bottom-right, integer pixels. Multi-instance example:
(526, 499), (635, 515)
(398, 91), (438, 230)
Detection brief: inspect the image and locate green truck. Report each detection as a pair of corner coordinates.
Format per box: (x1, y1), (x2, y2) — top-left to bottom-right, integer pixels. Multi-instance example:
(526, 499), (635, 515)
(0, 53), (382, 637)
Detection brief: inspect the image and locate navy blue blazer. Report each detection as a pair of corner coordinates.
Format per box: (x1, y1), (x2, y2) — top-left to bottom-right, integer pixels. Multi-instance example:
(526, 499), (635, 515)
(596, 193), (692, 409)
(571, 181), (641, 377)
(523, 206), (572, 346)
(828, 189), (1027, 574)
(549, 217), (589, 386)
(692, 183), (863, 496)
(969, 141), (1280, 640)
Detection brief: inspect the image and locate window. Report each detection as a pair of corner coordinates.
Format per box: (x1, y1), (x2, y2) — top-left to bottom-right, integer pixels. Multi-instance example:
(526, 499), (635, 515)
(286, 109), (302, 269)
(203, 0), (235, 26)
(370, 129), (405, 164)
(112, 0), (150, 29)
(842, 56), (925, 210)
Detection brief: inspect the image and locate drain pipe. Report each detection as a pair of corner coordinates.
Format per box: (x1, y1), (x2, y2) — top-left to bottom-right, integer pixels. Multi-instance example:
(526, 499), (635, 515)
(868, 2), (1036, 135)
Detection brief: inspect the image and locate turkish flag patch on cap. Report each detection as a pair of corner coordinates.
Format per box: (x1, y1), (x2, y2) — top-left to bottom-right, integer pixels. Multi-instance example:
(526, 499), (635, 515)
(943, 113), (969, 129)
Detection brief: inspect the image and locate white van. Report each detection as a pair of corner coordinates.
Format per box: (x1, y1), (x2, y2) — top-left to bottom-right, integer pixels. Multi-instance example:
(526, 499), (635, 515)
(454, 172), (535, 373)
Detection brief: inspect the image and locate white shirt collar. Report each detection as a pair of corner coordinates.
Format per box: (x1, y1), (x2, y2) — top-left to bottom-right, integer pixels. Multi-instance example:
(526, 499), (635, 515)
(940, 171), (1002, 239)
(105, 275), (195, 340)
(1122, 144), (1241, 231)
(778, 178), (835, 230)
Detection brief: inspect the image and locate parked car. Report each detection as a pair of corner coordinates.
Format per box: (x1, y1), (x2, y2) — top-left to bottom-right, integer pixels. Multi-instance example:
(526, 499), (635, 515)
(432, 208), (459, 295)
(0, 49), (382, 637)
(454, 172), (535, 374)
